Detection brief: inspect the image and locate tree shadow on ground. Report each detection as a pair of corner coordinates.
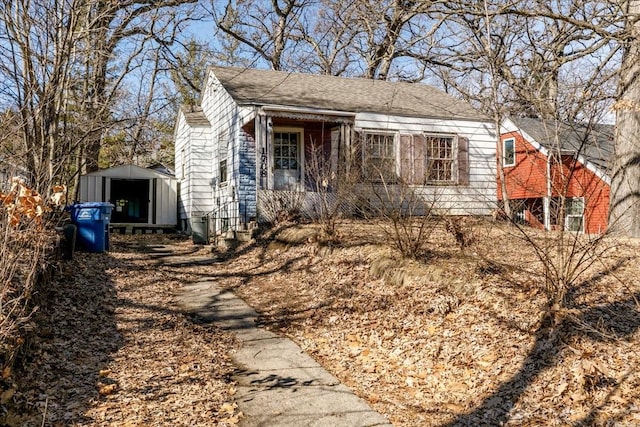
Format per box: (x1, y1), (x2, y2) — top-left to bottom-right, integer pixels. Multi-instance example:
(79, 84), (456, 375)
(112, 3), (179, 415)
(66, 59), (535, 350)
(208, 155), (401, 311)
(443, 278), (640, 427)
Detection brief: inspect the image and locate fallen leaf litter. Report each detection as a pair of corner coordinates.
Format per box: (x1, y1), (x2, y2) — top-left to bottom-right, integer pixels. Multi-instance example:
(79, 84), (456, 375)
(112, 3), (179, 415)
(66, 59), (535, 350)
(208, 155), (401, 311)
(11, 219), (640, 426)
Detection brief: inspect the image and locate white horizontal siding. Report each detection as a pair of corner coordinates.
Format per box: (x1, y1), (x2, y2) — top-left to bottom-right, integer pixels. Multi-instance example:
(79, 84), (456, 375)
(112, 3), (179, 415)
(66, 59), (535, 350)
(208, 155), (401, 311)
(174, 107), (214, 226)
(354, 113), (497, 215)
(174, 112), (190, 222)
(202, 70), (259, 230)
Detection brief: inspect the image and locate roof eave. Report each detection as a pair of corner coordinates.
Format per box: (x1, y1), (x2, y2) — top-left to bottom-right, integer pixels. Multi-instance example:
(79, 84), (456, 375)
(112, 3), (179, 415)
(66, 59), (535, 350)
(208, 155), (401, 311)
(257, 103), (356, 117)
(239, 101), (489, 123)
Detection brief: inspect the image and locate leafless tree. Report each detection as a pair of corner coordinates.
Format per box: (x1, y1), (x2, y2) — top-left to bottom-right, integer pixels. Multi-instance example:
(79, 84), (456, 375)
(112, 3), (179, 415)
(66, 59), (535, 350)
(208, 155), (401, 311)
(0, 0), (200, 195)
(430, 1), (619, 122)
(213, 0), (310, 71)
(322, 0), (443, 80)
(0, 0), (82, 194)
(75, 0), (199, 174)
(210, 0), (447, 80)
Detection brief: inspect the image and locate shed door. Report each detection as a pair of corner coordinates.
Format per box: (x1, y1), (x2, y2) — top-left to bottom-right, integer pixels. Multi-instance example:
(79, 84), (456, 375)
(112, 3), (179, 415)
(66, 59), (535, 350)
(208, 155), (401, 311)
(273, 131), (301, 190)
(110, 179), (149, 223)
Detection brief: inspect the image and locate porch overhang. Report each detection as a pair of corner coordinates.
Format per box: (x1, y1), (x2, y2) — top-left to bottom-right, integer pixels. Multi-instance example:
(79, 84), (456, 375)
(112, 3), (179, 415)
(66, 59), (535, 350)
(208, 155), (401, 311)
(259, 105), (355, 123)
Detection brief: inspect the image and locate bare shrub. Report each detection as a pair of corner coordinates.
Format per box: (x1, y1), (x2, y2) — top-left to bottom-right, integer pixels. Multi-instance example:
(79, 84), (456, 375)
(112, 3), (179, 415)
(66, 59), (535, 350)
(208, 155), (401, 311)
(257, 190), (305, 224)
(303, 136), (361, 242)
(359, 178), (443, 259)
(499, 120), (624, 322)
(444, 216), (476, 250)
(516, 221), (618, 312)
(0, 182), (56, 370)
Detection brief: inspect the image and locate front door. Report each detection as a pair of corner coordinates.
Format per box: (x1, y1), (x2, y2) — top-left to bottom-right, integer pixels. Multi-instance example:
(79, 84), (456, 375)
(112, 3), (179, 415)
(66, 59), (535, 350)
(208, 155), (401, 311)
(273, 130), (302, 190)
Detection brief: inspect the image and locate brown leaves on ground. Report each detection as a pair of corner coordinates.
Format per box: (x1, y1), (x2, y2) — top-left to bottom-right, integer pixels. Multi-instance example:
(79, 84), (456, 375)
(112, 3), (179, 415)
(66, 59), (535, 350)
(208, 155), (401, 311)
(192, 220), (640, 426)
(9, 219), (640, 426)
(11, 235), (238, 426)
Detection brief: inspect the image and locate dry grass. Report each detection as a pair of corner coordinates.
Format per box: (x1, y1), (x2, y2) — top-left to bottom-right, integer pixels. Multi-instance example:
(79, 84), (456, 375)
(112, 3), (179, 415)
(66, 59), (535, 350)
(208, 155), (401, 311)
(0, 212), (56, 383)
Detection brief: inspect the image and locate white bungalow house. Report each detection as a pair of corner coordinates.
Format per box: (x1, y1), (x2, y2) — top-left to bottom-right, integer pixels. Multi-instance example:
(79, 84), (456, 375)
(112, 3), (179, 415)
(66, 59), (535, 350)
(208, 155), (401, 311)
(174, 65), (497, 234)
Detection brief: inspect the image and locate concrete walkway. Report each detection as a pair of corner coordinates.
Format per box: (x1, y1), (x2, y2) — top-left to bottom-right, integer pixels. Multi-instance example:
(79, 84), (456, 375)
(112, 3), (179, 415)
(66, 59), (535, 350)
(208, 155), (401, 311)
(177, 279), (392, 427)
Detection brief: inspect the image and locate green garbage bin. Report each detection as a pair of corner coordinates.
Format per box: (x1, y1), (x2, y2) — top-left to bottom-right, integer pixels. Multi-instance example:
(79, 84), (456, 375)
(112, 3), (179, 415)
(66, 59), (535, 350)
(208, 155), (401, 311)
(191, 214), (209, 244)
(70, 202), (113, 252)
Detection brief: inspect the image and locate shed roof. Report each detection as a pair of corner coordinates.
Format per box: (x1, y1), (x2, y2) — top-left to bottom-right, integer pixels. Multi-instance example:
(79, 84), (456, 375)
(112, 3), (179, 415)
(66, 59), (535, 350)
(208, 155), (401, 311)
(509, 117), (614, 172)
(83, 164), (177, 180)
(208, 65), (489, 122)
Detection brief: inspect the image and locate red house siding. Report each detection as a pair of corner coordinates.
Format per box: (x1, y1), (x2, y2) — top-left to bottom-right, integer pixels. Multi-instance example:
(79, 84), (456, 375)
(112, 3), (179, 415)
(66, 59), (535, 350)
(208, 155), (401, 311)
(498, 131), (548, 200)
(498, 131), (610, 234)
(559, 157), (609, 234)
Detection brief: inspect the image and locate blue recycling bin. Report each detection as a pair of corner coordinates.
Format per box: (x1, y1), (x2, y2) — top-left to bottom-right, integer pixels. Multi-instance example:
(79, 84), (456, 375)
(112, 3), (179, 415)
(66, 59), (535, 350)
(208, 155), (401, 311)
(70, 202), (114, 253)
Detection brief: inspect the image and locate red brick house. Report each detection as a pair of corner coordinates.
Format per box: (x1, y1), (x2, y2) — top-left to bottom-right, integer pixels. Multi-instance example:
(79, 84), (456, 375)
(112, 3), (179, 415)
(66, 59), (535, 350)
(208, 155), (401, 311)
(499, 117), (613, 234)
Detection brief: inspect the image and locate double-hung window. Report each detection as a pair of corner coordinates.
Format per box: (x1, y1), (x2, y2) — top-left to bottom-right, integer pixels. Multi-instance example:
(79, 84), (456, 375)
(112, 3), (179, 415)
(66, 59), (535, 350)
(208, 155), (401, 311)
(364, 132), (396, 182)
(364, 132), (467, 185)
(425, 135), (455, 183)
(565, 197), (584, 232)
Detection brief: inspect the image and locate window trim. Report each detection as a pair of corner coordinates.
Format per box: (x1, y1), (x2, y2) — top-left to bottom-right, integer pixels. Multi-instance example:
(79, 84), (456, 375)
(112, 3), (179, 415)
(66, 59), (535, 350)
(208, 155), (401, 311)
(424, 133), (457, 185)
(503, 137), (516, 167)
(565, 197), (585, 233)
(219, 158), (228, 184)
(218, 132), (229, 187)
(362, 130), (398, 183)
(362, 131), (463, 185)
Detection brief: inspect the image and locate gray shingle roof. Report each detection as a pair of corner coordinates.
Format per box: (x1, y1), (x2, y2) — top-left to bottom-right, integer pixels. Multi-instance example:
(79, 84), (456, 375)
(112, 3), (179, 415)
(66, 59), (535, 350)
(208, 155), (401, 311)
(510, 117), (614, 172)
(209, 65), (489, 122)
(180, 105), (210, 127)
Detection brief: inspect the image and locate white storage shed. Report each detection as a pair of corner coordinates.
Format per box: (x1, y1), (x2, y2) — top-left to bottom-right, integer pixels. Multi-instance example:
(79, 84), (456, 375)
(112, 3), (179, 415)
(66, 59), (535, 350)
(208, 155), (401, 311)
(79, 164), (178, 231)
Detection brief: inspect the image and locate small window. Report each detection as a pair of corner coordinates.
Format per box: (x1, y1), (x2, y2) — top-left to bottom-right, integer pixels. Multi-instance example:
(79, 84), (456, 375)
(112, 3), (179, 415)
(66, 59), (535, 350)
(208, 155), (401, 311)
(364, 132), (396, 182)
(219, 159), (227, 184)
(218, 132), (228, 184)
(565, 197), (584, 232)
(503, 138), (515, 167)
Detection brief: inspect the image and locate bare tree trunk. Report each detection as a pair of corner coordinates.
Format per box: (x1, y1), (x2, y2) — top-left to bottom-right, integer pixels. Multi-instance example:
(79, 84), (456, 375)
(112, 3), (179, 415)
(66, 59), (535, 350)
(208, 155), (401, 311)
(610, 0), (640, 237)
